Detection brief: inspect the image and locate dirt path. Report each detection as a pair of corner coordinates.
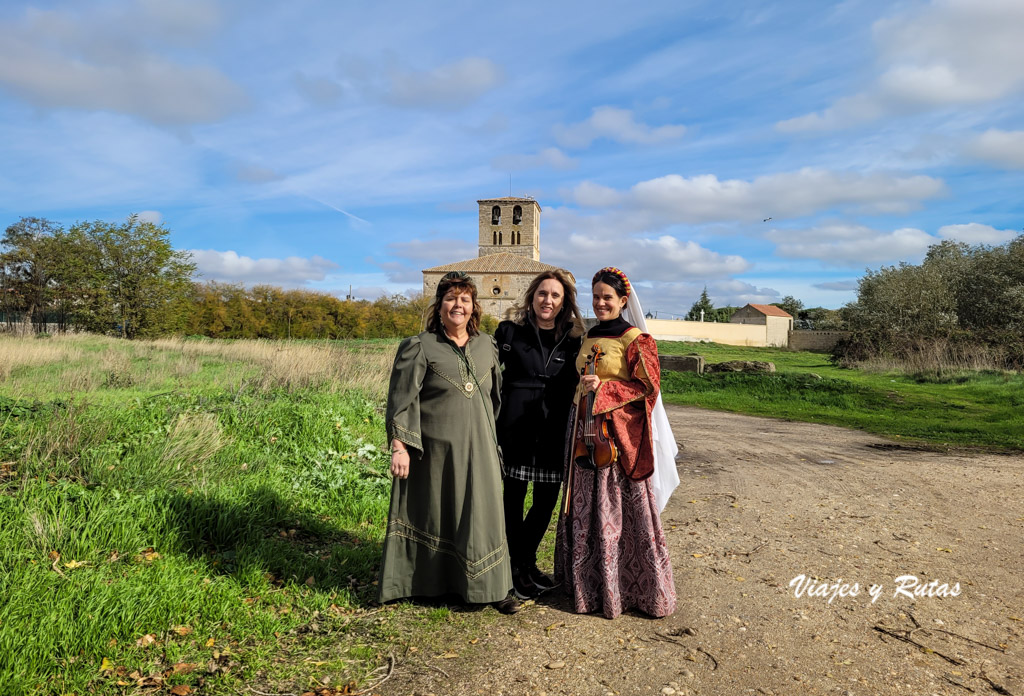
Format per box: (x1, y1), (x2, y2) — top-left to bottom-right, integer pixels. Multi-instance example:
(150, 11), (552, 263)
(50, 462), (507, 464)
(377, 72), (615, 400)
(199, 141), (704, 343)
(380, 406), (1024, 696)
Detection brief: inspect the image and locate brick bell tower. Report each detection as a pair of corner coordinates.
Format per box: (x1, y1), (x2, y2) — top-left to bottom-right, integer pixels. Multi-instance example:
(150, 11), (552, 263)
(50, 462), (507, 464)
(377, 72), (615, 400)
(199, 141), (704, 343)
(476, 197), (541, 261)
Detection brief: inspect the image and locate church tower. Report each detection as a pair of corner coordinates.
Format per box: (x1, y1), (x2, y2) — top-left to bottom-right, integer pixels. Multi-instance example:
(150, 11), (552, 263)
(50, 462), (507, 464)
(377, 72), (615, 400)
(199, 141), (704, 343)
(477, 197), (541, 261)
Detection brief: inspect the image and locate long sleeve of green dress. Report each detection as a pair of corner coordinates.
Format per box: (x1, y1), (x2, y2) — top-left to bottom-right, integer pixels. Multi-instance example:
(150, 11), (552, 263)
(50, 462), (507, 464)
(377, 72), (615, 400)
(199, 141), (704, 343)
(385, 336), (426, 455)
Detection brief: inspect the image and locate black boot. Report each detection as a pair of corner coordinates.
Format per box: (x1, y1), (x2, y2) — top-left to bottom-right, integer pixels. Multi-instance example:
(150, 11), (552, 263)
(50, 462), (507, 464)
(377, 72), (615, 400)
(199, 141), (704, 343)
(524, 563), (557, 591)
(511, 565), (543, 600)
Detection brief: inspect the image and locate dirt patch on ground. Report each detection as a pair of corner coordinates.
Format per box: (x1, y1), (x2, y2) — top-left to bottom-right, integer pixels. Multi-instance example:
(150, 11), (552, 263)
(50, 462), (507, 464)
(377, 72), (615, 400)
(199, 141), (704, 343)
(377, 406), (1024, 696)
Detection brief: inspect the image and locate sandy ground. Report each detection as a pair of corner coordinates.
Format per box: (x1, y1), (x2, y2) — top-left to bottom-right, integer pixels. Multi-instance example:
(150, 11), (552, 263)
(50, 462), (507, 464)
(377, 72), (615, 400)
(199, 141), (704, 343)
(379, 405), (1024, 696)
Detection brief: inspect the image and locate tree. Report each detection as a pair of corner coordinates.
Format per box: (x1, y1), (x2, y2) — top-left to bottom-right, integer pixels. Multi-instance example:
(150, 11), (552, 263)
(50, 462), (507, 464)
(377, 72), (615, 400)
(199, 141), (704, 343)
(72, 215), (196, 338)
(0, 217), (63, 331)
(772, 295), (804, 319)
(686, 287), (715, 321)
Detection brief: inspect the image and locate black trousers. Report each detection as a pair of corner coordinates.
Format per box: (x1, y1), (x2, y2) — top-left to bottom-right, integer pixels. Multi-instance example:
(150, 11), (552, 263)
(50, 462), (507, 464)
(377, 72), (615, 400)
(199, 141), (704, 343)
(503, 477), (561, 567)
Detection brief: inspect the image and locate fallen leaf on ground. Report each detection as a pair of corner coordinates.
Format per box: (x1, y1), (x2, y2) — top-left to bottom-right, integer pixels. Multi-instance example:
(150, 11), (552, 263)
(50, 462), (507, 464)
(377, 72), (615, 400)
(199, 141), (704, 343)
(439, 651), (459, 659)
(137, 634), (157, 647)
(64, 559), (88, 569)
(169, 686), (192, 695)
(172, 626), (192, 636)
(100, 657), (113, 671)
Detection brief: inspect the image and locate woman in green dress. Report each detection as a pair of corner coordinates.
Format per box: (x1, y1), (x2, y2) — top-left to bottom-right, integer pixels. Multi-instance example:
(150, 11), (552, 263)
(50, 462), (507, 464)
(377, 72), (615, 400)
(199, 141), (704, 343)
(377, 271), (518, 613)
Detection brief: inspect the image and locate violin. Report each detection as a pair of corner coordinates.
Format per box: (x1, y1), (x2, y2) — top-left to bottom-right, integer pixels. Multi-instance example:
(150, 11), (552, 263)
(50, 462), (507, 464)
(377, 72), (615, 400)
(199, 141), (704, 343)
(572, 344), (618, 469)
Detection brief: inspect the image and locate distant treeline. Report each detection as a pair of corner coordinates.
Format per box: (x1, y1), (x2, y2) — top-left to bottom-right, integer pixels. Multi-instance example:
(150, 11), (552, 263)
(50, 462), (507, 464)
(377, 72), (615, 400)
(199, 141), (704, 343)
(186, 283), (429, 339)
(0, 215), (459, 340)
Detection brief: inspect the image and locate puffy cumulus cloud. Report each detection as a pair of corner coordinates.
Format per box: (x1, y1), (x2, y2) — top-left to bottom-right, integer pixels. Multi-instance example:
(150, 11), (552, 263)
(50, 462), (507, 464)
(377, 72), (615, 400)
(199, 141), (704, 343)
(190, 249), (340, 286)
(770, 223), (936, 265)
(0, 4), (248, 127)
(553, 106), (686, 149)
(937, 222), (1018, 245)
(778, 0), (1024, 132)
(491, 147), (577, 172)
(136, 210), (163, 225)
(545, 231), (751, 284)
(814, 280), (859, 291)
(967, 129), (1024, 169)
(386, 57), (502, 110)
(570, 169), (945, 224)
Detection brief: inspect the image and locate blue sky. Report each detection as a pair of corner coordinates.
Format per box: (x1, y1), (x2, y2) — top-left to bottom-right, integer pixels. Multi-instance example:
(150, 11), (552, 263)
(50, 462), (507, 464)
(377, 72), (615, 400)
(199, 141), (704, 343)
(1, 0), (1022, 314)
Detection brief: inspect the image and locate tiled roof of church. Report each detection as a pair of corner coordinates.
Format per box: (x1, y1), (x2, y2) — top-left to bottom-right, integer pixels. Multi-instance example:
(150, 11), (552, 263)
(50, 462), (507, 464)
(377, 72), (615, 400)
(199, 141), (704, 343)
(423, 253), (561, 274)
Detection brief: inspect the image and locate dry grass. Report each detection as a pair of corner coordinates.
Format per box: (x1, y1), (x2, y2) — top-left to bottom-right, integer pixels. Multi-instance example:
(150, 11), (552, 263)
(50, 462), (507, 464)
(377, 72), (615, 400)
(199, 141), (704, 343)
(146, 337), (393, 398)
(159, 412), (225, 467)
(0, 335), (85, 381)
(0, 334), (394, 399)
(850, 339), (1011, 375)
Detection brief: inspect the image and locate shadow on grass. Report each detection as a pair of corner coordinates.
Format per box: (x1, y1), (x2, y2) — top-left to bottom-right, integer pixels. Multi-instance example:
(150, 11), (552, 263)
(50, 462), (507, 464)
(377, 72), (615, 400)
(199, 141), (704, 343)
(155, 485), (383, 604)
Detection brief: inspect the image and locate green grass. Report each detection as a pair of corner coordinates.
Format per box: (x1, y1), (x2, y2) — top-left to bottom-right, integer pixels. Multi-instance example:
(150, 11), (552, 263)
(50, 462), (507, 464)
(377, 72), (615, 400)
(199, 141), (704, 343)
(0, 335), (409, 694)
(658, 340), (1024, 450)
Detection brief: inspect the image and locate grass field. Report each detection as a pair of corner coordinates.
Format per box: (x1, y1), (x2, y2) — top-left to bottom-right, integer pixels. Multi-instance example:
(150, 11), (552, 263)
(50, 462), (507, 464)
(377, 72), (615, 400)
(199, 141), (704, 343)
(658, 340), (1024, 450)
(2, 333), (1020, 693)
(0, 334), (406, 694)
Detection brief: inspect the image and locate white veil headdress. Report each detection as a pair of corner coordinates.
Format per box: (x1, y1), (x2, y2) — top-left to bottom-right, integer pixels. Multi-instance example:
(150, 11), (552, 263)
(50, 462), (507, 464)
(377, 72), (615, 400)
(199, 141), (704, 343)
(622, 286), (680, 512)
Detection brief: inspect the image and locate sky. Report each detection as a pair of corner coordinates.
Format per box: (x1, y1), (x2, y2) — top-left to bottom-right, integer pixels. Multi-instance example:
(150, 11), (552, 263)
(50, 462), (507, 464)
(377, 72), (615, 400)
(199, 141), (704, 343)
(1, 0), (1022, 315)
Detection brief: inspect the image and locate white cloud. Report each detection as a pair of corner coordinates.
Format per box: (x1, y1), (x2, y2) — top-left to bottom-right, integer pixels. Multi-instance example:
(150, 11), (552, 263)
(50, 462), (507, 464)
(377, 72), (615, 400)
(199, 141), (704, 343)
(571, 169), (945, 224)
(491, 148), (577, 171)
(770, 224), (935, 265)
(0, 5), (248, 127)
(777, 0), (1024, 132)
(546, 232), (751, 284)
(553, 106), (686, 149)
(813, 280), (859, 291)
(937, 222), (1018, 245)
(386, 57), (502, 109)
(190, 249), (340, 286)
(137, 210), (163, 225)
(967, 129), (1024, 169)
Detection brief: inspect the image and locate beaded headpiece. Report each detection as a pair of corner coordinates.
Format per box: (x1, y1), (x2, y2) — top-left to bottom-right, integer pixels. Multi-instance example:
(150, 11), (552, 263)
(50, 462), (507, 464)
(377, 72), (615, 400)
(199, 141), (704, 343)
(593, 266), (631, 296)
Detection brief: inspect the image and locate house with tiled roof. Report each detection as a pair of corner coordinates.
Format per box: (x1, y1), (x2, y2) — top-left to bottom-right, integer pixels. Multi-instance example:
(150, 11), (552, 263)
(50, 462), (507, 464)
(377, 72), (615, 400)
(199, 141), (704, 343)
(422, 198), (569, 318)
(729, 304), (794, 346)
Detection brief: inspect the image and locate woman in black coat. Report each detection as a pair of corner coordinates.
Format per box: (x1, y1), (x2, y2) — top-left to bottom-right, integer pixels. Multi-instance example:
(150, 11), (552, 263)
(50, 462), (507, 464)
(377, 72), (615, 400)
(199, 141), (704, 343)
(495, 269), (584, 599)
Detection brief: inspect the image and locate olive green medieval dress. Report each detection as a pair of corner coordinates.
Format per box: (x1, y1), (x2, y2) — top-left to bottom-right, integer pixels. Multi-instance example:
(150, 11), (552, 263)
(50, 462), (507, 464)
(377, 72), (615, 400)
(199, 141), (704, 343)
(377, 330), (513, 604)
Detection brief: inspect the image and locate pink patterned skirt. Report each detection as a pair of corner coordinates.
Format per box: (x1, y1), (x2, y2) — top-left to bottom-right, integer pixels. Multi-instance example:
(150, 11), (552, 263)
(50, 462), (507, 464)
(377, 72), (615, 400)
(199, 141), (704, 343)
(555, 461), (676, 619)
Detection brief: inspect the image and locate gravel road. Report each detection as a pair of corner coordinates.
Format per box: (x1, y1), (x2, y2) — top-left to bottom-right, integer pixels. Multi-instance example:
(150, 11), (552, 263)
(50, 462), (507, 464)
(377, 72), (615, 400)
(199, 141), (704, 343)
(380, 405), (1024, 696)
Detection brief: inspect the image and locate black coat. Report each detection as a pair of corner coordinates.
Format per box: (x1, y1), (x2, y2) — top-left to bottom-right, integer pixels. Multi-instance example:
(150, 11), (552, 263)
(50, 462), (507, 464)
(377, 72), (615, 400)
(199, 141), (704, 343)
(495, 320), (583, 471)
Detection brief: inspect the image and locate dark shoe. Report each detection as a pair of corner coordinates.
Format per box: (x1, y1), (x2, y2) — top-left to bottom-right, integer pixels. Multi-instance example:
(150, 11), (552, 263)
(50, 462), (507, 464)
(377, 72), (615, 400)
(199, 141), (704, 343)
(493, 594), (521, 615)
(526, 563), (557, 591)
(512, 565), (543, 600)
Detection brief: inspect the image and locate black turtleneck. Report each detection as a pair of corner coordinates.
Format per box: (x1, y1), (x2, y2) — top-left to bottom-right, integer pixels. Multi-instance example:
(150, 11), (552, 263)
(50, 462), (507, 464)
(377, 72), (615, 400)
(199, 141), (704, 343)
(588, 315), (632, 338)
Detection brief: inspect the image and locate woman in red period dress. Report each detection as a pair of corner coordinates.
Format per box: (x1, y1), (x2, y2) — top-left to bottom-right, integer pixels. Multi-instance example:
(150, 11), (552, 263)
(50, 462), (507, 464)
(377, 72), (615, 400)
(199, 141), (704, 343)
(555, 267), (679, 619)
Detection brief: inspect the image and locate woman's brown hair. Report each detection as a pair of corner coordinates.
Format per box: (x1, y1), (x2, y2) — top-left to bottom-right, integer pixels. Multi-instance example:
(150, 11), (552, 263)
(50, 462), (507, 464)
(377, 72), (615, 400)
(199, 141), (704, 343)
(425, 271), (483, 336)
(509, 269), (585, 339)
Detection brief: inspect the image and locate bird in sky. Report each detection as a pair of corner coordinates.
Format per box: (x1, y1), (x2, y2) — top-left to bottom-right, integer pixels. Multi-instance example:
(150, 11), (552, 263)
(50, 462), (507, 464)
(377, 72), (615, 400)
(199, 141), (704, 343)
(763, 217), (772, 222)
